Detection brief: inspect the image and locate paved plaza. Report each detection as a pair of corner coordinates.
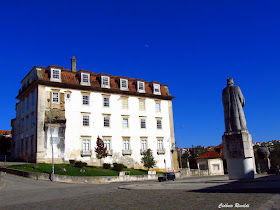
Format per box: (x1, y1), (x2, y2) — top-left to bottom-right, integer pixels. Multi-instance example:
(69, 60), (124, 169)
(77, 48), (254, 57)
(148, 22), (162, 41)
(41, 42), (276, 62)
(0, 172), (280, 210)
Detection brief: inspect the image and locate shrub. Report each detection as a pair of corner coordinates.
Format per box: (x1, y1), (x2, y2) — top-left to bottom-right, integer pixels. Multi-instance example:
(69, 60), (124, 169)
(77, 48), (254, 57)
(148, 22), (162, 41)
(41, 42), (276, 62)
(74, 161), (87, 168)
(113, 163), (124, 171)
(103, 163), (111, 169)
(69, 160), (76, 165)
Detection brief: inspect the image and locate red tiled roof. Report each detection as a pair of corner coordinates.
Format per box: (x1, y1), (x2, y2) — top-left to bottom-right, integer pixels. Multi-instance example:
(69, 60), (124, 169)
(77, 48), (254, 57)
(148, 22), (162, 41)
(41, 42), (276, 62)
(37, 66), (172, 98)
(196, 143), (224, 159)
(196, 149), (221, 159)
(0, 130), (11, 135)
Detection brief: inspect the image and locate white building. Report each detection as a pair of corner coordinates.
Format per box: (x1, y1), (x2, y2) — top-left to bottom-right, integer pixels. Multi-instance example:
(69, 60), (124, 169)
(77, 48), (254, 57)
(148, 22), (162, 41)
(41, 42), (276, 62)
(11, 57), (178, 171)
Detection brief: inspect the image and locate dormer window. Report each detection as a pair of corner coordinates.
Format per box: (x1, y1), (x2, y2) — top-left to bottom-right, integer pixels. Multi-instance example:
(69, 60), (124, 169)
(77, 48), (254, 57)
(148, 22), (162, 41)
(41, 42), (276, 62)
(153, 83), (161, 95)
(137, 81), (145, 93)
(81, 73), (90, 86)
(101, 76), (110, 88)
(50, 68), (61, 82)
(120, 78), (128, 90)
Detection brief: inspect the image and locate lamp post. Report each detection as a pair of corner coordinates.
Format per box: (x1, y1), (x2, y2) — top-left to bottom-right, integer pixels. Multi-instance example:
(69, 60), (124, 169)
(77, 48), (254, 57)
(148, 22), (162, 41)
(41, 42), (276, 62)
(47, 99), (54, 181)
(177, 125), (184, 173)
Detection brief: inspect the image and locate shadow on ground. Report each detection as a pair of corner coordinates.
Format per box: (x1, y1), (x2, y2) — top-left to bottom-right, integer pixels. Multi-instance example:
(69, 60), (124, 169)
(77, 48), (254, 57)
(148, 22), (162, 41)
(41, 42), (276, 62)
(189, 175), (280, 193)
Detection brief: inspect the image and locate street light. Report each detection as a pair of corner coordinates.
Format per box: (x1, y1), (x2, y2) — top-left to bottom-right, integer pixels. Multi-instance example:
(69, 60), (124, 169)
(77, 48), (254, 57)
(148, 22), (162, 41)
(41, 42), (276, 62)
(177, 125), (184, 173)
(47, 99), (54, 181)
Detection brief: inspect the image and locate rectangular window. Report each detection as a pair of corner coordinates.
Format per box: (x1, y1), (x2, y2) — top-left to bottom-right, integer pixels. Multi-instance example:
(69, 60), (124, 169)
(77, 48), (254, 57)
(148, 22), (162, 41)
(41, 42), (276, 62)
(26, 116), (29, 130)
(213, 164), (220, 171)
(123, 118), (129, 128)
(157, 119), (162, 129)
(137, 81), (145, 92)
(141, 139), (147, 151)
(21, 119), (24, 131)
(32, 93), (35, 106)
(104, 116), (110, 127)
(82, 73), (89, 83)
(52, 69), (60, 79)
(120, 78), (128, 90)
(158, 140), (164, 150)
(83, 95), (89, 105)
(27, 97), (29, 110)
(103, 97), (110, 107)
(101, 76), (110, 88)
(139, 100), (145, 111)
(156, 102), (161, 112)
(104, 139), (111, 151)
(122, 98), (128, 109)
(124, 139), (130, 151)
(153, 83), (161, 95)
(31, 113), (35, 128)
(52, 92), (59, 103)
(83, 139), (90, 153)
(140, 118), (146, 129)
(22, 101), (25, 113)
(83, 115), (89, 126)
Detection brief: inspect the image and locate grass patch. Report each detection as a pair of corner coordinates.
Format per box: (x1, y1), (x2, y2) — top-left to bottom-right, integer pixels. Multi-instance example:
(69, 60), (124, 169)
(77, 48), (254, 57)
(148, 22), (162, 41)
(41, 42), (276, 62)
(8, 163), (152, 176)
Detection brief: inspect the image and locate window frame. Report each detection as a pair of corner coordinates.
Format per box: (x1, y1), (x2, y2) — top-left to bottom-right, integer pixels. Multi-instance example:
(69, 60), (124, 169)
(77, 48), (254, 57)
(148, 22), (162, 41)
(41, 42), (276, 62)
(139, 99), (145, 111)
(31, 113), (35, 128)
(157, 119), (162, 129)
(104, 116), (110, 127)
(82, 115), (90, 126)
(26, 116), (29, 130)
(155, 101), (161, 112)
(122, 97), (128, 109)
(153, 83), (161, 95)
(103, 97), (110, 107)
(81, 73), (90, 86)
(140, 118), (146, 129)
(52, 92), (59, 104)
(101, 76), (110, 88)
(82, 138), (91, 154)
(82, 94), (90, 105)
(137, 81), (145, 93)
(123, 138), (130, 151)
(123, 117), (129, 128)
(120, 78), (128, 90)
(141, 139), (147, 151)
(50, 68), (61, 82)
(103, 138), (111, 151)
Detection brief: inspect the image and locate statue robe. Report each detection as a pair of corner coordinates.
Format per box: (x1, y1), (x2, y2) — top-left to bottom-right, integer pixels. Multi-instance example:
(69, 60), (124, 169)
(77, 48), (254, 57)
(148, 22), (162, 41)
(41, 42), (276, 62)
(222, 85), (247, 132)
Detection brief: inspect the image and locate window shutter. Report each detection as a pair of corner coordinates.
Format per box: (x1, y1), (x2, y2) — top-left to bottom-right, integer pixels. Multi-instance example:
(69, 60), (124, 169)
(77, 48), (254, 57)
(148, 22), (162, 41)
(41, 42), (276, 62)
(60, 93), (65, 110)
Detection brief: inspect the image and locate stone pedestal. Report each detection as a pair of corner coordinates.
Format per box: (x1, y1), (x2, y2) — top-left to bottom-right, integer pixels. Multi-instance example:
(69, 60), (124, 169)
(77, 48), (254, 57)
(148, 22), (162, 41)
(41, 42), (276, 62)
(222, 131), (255, 179)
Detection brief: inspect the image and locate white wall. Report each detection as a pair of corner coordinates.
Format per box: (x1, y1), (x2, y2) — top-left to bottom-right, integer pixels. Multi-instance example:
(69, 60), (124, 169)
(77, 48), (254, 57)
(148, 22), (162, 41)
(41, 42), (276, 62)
(42, 86), (174, 170)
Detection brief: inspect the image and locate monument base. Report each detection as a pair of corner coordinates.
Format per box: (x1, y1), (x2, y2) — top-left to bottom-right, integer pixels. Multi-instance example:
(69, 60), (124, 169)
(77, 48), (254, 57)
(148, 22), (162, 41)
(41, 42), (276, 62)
(223, 131), (255, 180)
(227, 158), (255, 179)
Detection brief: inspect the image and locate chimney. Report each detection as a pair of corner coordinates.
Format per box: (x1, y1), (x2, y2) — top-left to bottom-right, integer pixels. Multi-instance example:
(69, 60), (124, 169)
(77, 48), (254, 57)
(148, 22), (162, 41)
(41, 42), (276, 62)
(71, 56), (77, 72)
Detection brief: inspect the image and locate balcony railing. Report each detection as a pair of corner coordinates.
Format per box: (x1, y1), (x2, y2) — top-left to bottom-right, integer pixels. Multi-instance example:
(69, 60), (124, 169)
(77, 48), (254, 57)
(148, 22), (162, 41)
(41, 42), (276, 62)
(81, 150), (92, 157)
(157, 148), (165, 155)
(122, 149), (132, 155)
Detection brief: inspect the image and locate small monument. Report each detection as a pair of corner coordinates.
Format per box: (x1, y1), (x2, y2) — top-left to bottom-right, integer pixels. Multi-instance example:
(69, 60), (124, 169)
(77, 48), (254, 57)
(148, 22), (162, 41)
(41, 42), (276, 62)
(257, 147), (271, 172)
(222, 78), (255, 179)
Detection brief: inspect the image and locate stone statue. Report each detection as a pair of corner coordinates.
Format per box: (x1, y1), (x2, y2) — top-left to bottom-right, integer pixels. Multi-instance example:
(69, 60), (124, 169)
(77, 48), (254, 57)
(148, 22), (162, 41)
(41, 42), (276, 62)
(222, 78), (247, 132)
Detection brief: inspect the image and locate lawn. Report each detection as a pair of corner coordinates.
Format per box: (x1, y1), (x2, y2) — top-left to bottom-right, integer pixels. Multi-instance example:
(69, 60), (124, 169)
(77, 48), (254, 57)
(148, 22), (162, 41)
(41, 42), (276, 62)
(8, 163), (152, 176)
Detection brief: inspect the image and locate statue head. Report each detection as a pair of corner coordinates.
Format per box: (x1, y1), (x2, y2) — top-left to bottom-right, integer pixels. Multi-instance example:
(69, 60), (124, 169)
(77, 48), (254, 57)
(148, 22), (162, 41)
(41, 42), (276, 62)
(227, 78), (234, 86)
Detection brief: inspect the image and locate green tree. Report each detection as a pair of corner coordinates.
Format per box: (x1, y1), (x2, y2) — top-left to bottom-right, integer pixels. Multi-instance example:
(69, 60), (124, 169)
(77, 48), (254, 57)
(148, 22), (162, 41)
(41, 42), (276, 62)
(0, 134), (11, 155)
(95, 136), (108, 165)
(141, 149), (156, 171)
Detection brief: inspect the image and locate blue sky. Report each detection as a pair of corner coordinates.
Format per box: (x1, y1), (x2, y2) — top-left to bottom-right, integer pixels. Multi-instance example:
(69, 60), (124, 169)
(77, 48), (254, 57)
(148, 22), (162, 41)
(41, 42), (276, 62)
(0, 1), (279, 147)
